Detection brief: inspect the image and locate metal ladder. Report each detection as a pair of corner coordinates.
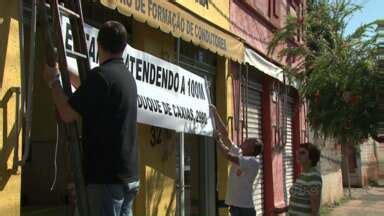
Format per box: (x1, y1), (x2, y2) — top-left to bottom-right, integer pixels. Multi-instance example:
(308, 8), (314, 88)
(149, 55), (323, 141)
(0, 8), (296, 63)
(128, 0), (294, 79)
(39, 0), (90, 215)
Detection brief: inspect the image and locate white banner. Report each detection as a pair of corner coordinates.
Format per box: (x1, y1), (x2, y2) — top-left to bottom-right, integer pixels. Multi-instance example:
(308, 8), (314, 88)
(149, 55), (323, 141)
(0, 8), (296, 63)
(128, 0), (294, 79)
(61, 17), (213, 136)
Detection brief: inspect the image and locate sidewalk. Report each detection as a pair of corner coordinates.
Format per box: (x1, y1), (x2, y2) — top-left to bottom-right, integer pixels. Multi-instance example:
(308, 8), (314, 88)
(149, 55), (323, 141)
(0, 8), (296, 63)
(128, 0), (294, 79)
(329, 183), (384, 216)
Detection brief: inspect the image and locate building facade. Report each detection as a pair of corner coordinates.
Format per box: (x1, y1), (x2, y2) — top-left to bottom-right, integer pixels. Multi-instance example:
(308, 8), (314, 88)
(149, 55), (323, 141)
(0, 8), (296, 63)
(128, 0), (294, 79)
(342, 139), (380, 187)
(20, 0), (240, 215)
(1, 0), (313, 216)
(228, 0), (306, 215)
(0, 1), (23, 215)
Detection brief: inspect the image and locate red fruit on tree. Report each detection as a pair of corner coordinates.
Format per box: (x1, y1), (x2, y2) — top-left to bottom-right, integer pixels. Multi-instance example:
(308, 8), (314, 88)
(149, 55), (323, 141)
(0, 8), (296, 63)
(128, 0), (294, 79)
(349, 95), (358, 105)
(298, 17), (304, 24)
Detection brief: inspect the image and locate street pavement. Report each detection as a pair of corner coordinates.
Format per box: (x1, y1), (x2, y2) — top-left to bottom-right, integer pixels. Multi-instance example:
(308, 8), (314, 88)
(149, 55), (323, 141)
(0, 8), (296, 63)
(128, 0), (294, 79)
(329, 182), (384, 216)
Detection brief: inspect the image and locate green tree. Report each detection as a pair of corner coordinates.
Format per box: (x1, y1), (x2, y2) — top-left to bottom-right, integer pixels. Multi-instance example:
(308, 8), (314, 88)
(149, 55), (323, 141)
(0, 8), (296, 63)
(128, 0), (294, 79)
(268, 0), (382, 145)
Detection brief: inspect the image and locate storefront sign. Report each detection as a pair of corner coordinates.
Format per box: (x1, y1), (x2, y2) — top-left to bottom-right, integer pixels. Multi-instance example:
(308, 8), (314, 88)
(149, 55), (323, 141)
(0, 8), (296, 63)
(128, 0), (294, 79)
(61, 16), (214, 136)
(100, 0), (243, 62)
(173, 0), (230, 31)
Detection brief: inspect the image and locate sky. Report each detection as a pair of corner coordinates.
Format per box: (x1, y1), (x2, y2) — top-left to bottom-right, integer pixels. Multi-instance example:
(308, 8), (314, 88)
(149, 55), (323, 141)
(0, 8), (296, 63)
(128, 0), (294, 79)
(345, 0), (384, 35)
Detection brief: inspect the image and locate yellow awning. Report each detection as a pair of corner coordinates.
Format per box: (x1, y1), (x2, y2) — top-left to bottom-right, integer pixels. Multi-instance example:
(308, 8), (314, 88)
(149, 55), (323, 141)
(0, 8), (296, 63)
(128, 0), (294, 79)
(100, 0), (244, 63)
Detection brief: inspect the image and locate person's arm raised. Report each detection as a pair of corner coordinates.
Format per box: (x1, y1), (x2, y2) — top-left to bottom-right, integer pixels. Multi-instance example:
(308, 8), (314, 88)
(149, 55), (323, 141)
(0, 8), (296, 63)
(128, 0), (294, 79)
(210, 105), (229, 138)
(215, 132), (239, 165)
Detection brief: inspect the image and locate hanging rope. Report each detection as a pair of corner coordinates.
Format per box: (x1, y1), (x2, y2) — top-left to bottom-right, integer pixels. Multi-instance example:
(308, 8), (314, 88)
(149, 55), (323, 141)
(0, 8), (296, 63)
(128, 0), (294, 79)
(50, 123), (60, 191)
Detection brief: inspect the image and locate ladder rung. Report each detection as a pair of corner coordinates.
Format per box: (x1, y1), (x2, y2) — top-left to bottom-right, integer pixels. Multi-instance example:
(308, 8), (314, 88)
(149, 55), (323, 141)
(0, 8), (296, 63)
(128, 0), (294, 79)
(66, 49), (87, 59)
(58, 5), (80, 18)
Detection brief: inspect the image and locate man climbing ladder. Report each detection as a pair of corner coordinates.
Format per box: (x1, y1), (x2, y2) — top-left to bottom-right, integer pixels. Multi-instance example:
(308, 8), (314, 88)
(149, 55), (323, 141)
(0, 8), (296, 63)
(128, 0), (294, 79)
(40, 1), (140, 216)
(39, 0), (90, 215)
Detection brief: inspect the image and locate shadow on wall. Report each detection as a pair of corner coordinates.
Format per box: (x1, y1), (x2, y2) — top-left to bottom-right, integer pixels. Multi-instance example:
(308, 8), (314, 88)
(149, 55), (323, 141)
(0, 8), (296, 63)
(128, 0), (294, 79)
(0, 87), (21, 191)
(146, 167), (176, 216)
(0, 6), (13, 88)
(138, 125), (177, 216)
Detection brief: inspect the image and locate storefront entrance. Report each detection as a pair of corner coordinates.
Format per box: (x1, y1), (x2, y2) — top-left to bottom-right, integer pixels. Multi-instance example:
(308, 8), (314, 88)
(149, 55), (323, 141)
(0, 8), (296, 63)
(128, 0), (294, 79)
(180, 134), (215, 216)
(178, 40), (217, 216)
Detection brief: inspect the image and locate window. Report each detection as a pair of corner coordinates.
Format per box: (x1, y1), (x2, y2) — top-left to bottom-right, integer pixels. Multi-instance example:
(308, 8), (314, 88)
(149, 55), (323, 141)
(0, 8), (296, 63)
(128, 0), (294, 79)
(271, 0), (280, 18)
(180, 41), (217, 68)
(242, 0), (281, 28)
(287, 0), (304, 42)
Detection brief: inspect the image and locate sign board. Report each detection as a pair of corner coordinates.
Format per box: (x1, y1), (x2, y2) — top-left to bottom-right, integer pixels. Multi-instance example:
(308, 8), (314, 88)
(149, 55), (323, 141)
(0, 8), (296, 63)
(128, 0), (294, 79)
(100, 0), (244, 62)
(61, 16), (214, 136)
(173, 0), (230, 31)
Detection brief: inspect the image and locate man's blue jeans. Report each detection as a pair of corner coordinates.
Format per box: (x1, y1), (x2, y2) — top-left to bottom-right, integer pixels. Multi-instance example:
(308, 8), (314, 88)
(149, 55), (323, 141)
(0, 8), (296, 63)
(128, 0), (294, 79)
(87, 181), (139, 216)
(229, 205), (256, 216)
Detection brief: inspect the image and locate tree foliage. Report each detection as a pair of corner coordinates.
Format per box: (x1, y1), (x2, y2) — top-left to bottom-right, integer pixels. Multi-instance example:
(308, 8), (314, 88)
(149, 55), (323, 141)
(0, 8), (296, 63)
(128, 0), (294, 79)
(268, 0), (382, 144)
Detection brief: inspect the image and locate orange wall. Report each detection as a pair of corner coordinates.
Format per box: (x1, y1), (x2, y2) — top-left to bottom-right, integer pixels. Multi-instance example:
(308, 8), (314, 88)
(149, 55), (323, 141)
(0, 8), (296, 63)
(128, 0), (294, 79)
(0, 0), (22, 215)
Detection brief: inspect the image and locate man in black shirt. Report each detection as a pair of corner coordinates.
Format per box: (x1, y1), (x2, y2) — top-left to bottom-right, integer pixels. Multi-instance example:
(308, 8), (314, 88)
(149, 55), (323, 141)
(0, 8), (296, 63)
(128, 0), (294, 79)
(43, 21), (139, 216)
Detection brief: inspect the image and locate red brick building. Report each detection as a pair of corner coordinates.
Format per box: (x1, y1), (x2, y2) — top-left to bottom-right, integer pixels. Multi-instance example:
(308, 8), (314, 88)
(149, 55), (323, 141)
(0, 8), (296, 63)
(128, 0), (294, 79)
(228, 1), (307, 215)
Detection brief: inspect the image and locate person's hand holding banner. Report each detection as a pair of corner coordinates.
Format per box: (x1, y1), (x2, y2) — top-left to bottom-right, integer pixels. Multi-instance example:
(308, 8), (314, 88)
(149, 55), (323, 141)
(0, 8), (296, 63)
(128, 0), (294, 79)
(209, 105), (228, 137)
